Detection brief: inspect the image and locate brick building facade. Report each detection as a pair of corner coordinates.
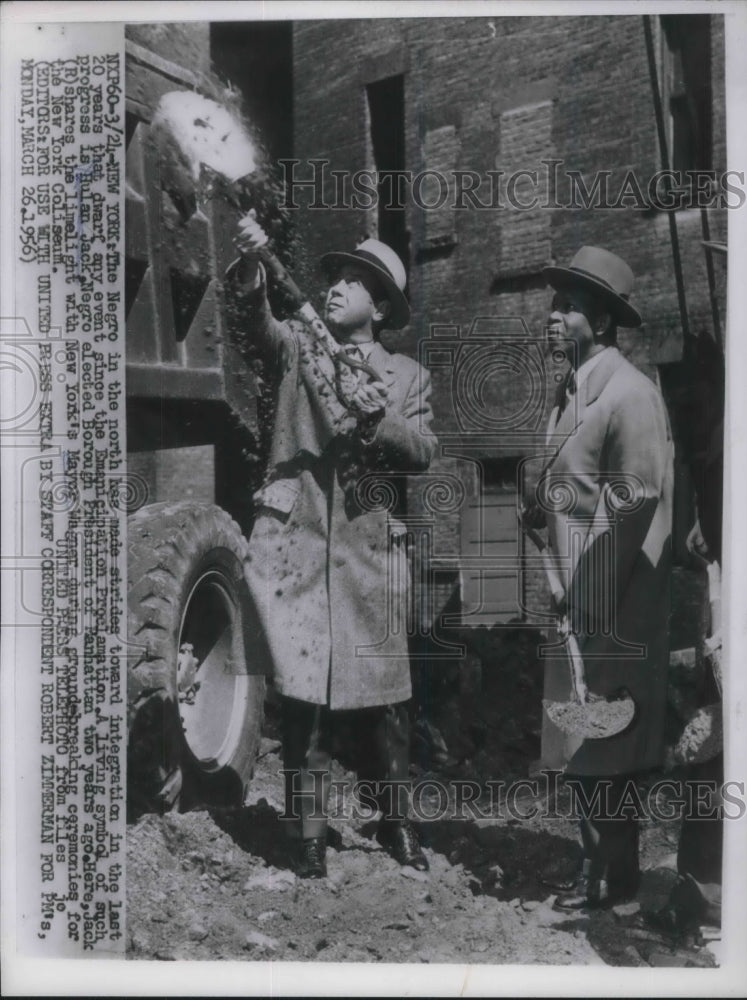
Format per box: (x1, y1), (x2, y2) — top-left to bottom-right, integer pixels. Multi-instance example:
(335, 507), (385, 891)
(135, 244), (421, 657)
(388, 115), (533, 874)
(125, 15), (728, 651)
(284, 14), (727, 648)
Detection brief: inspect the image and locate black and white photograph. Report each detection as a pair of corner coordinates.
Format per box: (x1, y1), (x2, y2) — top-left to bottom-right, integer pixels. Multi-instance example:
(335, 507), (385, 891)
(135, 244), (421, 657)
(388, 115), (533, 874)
(2, 2), (746, 995)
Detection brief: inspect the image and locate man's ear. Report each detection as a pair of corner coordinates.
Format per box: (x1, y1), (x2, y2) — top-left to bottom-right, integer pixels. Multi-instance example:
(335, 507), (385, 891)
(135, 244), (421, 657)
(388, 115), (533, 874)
(373, 299), (390, 324)
(594, 312), (612, 338)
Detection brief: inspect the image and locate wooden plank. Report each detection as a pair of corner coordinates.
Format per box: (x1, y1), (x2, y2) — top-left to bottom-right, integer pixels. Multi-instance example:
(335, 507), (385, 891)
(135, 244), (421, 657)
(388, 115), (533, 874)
(125, 38), (201, 90)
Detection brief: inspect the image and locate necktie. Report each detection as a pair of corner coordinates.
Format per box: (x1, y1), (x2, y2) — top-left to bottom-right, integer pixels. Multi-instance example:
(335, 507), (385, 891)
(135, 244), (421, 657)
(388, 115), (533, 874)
(340, 344), (370, 380)
(556, 370), (576, 423)
(343, 345), (365, 363)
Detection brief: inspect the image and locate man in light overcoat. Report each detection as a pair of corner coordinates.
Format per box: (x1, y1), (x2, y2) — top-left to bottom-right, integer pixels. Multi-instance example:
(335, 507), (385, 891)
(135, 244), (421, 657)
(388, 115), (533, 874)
(233, 215), (435, 878)
(525, 246), (674, 909)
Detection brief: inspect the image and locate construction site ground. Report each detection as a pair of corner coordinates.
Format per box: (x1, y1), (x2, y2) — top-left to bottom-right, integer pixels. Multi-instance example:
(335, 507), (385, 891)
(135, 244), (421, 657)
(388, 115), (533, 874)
(126, 635), (721, 970)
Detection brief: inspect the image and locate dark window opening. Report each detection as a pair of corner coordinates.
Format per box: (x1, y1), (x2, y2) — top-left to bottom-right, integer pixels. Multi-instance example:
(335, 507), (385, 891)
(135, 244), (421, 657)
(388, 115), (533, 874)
(210, 22), (294, 163)
(480, 456), (522, 494)
(661, 15), (713, 173)
(366, 74), (409, 276)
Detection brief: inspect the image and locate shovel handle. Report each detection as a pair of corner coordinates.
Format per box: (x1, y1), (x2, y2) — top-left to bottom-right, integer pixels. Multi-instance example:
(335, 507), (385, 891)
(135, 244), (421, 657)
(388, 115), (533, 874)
(541, 550), (566, 611)
(525, 523), (588, 704)
(257, 249), (383, 383)
(525, 526), (566, 608)
(200, 172), (387, 388)
(564, 627), (589, 704)
(706, 560), (723, 696)
(257, 245), (306, 306)
(706, 560), (721, 636)
(225, 204), (383, 383)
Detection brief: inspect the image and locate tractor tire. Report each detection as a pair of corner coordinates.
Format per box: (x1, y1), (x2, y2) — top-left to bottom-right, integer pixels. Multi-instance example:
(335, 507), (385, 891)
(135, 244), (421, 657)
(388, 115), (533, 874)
(127, 501), (265, 817)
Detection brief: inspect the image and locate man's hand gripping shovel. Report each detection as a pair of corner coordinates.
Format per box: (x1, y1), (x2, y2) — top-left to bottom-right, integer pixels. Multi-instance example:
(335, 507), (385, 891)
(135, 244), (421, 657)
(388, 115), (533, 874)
(523, 519), (636, 740)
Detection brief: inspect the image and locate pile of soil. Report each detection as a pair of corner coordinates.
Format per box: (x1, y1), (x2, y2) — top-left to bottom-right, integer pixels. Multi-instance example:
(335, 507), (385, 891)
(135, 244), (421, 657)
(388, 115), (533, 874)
(127, 744), (718, 967)
(126, 626), (720, 967)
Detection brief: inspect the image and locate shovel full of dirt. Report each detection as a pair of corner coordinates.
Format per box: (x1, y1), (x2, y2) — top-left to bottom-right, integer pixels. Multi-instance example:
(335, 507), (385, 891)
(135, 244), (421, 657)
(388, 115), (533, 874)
(525, 526), (636, 740)
(148, 90), (383, 402)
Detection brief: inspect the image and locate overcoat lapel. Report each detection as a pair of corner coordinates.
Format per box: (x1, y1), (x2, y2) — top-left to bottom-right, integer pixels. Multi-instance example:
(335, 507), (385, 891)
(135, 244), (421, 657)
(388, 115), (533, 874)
(582, 346), (626, 405)
(544, 348), (626, 467)
(539, 349), (629, 590)
(368, 341), (399, 388)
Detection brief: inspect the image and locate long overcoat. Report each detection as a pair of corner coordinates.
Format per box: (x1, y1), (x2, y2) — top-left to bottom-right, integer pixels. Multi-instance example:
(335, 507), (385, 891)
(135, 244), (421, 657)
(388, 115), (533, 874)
(242, 282), (436, 710)
(539, 347), (674, 776)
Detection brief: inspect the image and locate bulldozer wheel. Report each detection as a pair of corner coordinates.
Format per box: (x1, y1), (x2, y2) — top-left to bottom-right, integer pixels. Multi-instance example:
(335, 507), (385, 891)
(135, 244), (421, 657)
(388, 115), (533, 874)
(127, 501), (265, 816)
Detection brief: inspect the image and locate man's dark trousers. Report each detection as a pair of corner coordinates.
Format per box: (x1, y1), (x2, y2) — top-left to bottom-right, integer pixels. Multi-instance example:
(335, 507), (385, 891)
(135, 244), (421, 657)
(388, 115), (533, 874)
(281, 696), (411, 839)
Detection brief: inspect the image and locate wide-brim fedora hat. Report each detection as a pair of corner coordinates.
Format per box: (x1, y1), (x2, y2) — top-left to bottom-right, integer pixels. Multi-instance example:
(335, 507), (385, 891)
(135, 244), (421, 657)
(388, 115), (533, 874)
(321, 239), (410, 329)
(543, 246), (642, 328)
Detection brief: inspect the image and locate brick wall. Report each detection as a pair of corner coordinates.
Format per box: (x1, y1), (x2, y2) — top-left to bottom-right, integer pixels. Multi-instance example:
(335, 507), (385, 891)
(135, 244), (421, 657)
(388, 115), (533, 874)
(291, 14), (727, 633)
(126, 23), (212, 75)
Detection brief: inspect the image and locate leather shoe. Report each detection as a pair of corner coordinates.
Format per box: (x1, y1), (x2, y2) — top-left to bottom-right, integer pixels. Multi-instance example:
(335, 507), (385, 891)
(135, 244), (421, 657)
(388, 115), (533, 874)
(537, 868), (583, 893)
(645, 874), (718, 935)
(296, 837), (327, 879)
(553, 879), (597, 911)
(376, 820), (429, 872)
(553, 878), (634, 912)
(645, 902), (687, 935)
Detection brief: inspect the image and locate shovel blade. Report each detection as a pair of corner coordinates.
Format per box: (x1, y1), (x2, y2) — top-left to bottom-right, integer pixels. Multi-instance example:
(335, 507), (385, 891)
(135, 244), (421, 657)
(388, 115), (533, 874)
(543, 693), (636, 740)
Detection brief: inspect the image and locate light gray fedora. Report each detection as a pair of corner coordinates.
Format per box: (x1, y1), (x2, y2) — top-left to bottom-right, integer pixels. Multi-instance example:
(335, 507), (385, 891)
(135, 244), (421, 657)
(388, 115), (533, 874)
(321, 239), (410, 329)
(543, 246), (642, 328)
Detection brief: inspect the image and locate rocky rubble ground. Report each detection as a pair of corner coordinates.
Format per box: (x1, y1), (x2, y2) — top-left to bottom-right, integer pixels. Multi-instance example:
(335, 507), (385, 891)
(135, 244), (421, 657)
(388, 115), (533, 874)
(127, 755), (719, 966)
(127, 628), (721, 967)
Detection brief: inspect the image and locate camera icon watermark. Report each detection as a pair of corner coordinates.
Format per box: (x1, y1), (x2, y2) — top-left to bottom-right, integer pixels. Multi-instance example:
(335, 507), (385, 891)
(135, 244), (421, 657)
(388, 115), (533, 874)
(419, 316), (564, 449)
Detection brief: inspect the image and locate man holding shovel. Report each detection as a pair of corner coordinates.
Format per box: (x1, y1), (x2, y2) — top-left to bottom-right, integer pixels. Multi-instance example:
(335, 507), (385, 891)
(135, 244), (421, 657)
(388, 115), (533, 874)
(232, 214), (435, 879)
(523, 247), (674, 910)
(648, 241), (726, 935)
